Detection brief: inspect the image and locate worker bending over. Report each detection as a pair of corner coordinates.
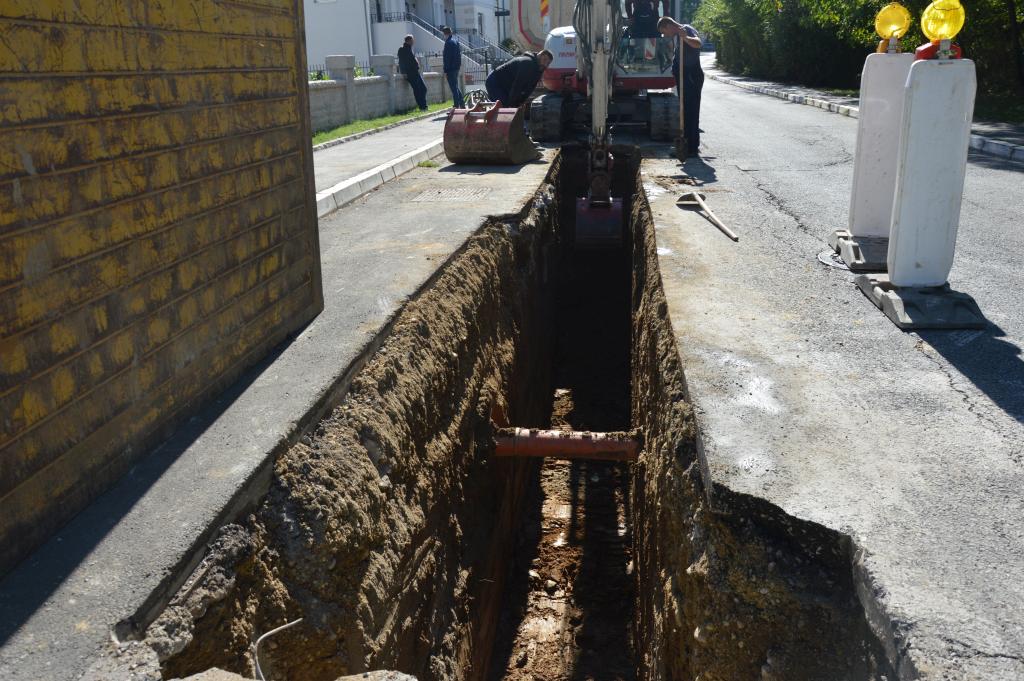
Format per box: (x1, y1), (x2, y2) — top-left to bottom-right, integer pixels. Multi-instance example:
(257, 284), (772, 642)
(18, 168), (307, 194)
(658, 17), (703, 156)
(485, 50), (554, 108)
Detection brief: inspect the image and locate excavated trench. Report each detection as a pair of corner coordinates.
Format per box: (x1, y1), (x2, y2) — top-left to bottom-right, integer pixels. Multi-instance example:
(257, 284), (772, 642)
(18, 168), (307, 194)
(147, 150), (895, 681)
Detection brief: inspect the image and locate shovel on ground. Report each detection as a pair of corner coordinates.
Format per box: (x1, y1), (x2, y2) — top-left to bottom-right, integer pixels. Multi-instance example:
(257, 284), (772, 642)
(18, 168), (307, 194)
(676, 191), (739, 242)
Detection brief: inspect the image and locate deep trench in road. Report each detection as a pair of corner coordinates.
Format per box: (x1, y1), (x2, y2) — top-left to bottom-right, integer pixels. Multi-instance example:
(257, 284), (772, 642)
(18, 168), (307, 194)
(149, 148), (896, 681)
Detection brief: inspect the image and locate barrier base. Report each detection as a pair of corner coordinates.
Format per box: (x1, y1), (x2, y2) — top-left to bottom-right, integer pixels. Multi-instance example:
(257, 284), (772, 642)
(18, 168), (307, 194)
(855, 273), (986, 330)
(829, 230), (888, 271)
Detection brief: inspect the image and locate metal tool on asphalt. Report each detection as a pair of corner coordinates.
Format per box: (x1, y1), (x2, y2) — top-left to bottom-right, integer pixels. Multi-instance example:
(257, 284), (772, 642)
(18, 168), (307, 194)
(676, 191), (739, 242)
(442, 100), (540, 165)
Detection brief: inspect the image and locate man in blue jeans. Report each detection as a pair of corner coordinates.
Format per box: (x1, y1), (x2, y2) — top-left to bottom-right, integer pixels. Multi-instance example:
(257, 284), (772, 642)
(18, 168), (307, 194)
(441, 26), (464, 108)
(397, 34), (428, 110)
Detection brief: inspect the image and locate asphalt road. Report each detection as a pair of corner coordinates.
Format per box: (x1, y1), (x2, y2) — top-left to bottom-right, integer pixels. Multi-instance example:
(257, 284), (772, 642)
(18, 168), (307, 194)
(697, 75), (1024, 427)
(646, 74), (1024, 677)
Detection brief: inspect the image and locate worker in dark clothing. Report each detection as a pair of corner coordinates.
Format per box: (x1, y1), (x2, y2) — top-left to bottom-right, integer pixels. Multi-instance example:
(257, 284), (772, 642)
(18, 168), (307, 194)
(484, 50), (553, 108)
(658, 17), (704, 156)
(397, 34), (428, 111)
(441, 26), (464, 108)
(626, 0), (668, 38)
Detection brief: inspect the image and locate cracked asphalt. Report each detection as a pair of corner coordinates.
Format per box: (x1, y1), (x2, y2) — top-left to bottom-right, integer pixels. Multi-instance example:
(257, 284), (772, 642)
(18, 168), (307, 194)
(643, 75), (1024, 678)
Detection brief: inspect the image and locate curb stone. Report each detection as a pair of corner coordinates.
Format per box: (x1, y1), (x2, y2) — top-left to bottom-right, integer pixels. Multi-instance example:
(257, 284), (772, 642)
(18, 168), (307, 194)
(312, 107), (452, 153)
(315, 138), (445, 218)
(706, 72), (1024, 163)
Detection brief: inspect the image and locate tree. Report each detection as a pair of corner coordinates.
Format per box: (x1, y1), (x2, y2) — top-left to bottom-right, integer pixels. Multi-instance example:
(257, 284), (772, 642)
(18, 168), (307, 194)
(696, 0), (1024, 93)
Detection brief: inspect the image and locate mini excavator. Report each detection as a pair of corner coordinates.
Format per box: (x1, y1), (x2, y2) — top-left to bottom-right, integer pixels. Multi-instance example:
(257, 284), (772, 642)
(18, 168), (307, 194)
(443, 0), (679, 248)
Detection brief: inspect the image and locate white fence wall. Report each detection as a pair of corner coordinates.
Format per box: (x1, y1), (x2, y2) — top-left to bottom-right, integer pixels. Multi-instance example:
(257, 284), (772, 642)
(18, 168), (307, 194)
(309, 55), (450, 133)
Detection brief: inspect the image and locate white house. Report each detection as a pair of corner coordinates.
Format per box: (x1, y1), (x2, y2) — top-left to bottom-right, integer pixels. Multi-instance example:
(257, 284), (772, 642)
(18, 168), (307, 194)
(304, 0), (374, 66)
(303, 0), (506, 70)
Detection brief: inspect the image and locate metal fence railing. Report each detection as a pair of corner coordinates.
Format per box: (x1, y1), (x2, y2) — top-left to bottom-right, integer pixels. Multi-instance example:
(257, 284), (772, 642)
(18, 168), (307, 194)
(370, 11), (410, 23)
(308, 63), (327, 81)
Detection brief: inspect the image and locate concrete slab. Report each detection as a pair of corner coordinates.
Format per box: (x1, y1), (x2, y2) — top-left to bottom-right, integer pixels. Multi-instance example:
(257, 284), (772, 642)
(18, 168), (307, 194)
(643, 154), (1024, 678)
(856, 273), (987, 330)
(0, 154), (553, 681)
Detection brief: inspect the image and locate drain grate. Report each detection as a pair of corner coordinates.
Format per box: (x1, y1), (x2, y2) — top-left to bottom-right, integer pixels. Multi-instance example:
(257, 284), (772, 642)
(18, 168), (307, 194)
(412, 187), (492, 202)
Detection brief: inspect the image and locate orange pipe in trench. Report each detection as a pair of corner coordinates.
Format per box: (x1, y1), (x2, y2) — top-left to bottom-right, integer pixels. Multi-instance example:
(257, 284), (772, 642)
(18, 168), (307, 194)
(494, 427), (641, 462)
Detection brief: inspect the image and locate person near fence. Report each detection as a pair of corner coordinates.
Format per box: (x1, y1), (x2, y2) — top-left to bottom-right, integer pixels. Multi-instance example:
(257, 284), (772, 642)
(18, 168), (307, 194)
(658, 17), (704, 156)
(484, 50), (554, 108)
(397, 35), (428, 111)
(441, 27), (464, 108)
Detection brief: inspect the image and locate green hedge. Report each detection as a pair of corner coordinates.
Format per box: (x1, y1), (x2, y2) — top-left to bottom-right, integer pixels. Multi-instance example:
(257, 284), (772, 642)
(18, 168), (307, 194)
(695, 0), (1024, 94)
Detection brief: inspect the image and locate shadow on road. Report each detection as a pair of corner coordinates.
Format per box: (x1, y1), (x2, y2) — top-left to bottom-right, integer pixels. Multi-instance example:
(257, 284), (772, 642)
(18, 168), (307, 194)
(920, 322), (1024, 424)
(967, 149), (1024, 173)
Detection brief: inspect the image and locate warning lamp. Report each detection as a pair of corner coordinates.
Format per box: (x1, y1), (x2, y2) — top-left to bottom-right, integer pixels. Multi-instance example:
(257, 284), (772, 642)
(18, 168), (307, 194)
(875, 2), (912, 53)
(875, 3), (912, 40)
(921, 0), (966, 41)
(916, 0), (965, 60)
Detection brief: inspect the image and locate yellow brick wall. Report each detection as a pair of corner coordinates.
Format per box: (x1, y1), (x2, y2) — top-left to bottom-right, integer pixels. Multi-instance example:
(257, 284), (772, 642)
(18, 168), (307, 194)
(0, 0), (322, 575)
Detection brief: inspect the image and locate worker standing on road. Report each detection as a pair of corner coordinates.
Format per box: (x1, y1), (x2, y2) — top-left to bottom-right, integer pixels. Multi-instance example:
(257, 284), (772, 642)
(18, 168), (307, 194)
(485, 50), (554, 108)
(398, 35), (429, 111)
(658, 17), (704, 156)
(441, 27), (464, 108)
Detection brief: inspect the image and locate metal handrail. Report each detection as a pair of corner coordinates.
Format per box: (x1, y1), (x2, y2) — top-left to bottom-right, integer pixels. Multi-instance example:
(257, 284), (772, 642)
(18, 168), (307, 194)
(464, 31), (515, 62)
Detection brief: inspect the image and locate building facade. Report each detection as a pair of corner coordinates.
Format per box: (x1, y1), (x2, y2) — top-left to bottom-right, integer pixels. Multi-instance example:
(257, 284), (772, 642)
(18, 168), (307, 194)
(303, 0), (504, 70)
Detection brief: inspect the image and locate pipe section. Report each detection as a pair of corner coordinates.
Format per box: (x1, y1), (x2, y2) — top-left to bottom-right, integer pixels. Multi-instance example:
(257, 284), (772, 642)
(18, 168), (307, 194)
(494, 427), (641, 461)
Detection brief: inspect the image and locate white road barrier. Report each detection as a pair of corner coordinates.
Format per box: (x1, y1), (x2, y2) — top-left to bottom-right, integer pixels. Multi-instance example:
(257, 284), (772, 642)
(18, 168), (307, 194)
(888, 58), (976, 287)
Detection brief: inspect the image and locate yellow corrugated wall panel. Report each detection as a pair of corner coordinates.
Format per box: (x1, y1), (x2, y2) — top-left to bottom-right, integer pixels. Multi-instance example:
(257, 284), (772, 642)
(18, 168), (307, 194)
(0, 0), (321, 576)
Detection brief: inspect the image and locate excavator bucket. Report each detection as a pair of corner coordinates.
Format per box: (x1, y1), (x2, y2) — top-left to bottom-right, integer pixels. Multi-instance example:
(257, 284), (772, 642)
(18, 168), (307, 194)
(575, 198), (624, 248)
(443, 101), (540, 165)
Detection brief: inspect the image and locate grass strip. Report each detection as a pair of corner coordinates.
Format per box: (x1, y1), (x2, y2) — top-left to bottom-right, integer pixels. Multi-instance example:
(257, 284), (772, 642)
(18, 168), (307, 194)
(312, 102), (450, 145)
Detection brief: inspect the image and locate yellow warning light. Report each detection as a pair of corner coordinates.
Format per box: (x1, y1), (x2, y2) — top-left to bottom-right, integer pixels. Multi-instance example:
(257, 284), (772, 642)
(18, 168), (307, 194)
(921, 0), (966, 42)
(875, 2), (912, 40)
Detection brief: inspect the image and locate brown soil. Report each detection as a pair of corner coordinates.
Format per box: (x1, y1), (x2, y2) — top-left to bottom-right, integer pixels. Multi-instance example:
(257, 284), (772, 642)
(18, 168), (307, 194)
(488, 215), (637, 681)
(488, 390), (636, 681)
(150, 172), (563, 681)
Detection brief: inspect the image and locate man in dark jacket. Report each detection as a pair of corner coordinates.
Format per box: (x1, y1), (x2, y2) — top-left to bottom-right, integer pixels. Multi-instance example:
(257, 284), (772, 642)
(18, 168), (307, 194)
(658, 17), (703, 156)
(397, 34), (428, 111)
(485, 50), (553, 108)
(441, 26), (464, 108)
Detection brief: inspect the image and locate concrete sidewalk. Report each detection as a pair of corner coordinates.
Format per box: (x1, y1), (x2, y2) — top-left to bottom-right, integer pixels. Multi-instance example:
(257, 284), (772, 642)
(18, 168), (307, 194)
(0, 152), (553, 681)
(312, 114), (450, 218)
(701, 54), (1024, 161)
(313, 114), (448, 192)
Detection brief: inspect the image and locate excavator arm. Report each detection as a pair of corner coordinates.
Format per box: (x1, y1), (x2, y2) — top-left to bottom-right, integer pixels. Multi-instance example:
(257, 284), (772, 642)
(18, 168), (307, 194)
(573, 0), (626, 247)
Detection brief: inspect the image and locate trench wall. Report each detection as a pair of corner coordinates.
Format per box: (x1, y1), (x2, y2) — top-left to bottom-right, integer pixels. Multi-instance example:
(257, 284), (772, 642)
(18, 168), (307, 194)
(146, 170), (562, 681)
(628, 171), (895, 680)
(0, 1), (322, 576)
